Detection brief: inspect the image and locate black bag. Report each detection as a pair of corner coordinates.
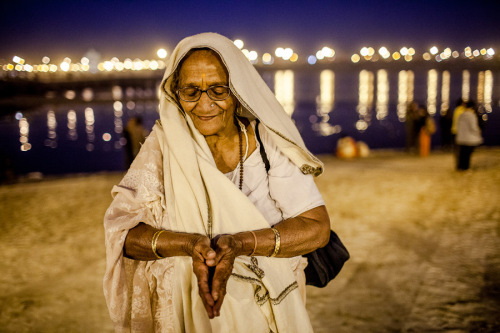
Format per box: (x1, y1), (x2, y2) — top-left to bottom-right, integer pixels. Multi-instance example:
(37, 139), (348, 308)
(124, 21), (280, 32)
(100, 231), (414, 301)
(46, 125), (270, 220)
(254, 120), (350, 288)
(304, 230), (350, 287)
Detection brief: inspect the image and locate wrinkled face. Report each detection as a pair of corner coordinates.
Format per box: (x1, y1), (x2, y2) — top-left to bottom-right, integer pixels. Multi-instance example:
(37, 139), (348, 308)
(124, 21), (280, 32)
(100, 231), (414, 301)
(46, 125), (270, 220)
(177, 50), (237, 137)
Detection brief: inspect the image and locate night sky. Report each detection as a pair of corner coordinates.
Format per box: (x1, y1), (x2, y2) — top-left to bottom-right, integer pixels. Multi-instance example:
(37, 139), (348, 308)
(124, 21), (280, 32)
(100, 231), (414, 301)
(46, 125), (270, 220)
(1, 0), (500, 62)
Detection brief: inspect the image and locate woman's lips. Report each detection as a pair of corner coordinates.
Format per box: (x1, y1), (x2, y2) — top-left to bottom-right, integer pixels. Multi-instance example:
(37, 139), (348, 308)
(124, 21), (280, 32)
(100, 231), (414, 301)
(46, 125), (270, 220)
(197, 115), (217, 121)
(194, 113), (222, 121)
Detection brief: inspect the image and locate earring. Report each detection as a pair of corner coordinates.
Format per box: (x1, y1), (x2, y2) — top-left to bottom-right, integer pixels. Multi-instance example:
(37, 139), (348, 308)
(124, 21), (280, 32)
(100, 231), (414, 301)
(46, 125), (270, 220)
(211, 103), (215, 107)
(236, 105), (243, 116)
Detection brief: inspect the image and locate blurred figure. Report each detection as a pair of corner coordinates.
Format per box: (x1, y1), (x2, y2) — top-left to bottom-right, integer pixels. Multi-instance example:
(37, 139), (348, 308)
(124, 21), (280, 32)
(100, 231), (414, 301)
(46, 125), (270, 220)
(451, 98), (466, 143)
(356, 141), (370, 157)
(417, 107), (436, 157)
(123, 116), (148, 167)
(456, 100), (483, 171)
(405, 101), (420, 154)
(439, 108), (453, 151)
(336, 134), (370, 159)
(336, 134), (357, 159)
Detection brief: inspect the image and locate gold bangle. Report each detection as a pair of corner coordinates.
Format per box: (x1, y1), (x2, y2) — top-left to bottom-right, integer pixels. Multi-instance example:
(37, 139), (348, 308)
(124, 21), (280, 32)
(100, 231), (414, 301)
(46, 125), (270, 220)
(249, 230), (257, 256)
(152, 230), (165, 259)
(269, 227), (280, 257)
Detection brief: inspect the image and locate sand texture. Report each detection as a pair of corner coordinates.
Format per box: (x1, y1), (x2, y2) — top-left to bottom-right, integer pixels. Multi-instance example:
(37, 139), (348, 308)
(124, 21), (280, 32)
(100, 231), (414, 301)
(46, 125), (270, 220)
(1, 148), (499, 332)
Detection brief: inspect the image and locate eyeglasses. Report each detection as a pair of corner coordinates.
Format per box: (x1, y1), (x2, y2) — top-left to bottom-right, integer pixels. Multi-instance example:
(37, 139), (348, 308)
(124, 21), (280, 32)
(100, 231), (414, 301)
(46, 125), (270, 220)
(176, 85), (231, 102)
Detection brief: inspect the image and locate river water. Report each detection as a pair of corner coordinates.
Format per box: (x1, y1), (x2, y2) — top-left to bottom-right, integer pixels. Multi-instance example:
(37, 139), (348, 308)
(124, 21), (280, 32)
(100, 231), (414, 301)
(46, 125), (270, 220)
(1, 66), (499, 176)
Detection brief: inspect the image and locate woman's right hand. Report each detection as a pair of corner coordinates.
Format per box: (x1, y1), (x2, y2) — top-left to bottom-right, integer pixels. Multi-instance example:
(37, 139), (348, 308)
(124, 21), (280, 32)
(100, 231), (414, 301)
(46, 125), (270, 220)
(188, 235), (218, 319)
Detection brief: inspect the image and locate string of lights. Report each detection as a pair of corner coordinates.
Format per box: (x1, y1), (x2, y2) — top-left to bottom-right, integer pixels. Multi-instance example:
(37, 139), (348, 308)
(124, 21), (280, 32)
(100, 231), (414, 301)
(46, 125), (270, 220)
(2, 40), (497, 74)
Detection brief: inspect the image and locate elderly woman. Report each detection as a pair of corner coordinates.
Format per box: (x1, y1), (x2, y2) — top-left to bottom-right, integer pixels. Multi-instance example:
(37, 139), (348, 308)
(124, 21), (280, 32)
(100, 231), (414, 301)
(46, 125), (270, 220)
(104, 32), (330, 332)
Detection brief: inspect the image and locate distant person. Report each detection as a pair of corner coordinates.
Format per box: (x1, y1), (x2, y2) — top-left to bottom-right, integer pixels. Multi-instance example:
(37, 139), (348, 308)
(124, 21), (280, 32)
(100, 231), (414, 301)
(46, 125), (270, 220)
(456, 100), (483, 171)
(336, 134), (369, 159)
(439, 108), (453, 151)
(405, 101), (420, 154)
(451, 98), (466, 142)
(123, 116), (147, 167)
(418, 107), (435, 157)
(336, 134), (357, 159)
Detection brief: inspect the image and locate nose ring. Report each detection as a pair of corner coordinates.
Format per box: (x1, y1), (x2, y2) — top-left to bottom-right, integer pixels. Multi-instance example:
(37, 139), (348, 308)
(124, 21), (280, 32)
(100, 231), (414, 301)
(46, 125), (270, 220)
(211, 103), (215, 107)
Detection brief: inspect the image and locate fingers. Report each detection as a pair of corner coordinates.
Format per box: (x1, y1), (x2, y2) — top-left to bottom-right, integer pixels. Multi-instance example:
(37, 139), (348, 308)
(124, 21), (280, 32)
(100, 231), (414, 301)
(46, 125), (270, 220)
(192, 260), (215, 318)
(213, 291), (226, 317)
(212, 235), (237, 265)
(192, 235), (216, 265)
(211, 259), (232, 303)
(192, 234), (241, 319)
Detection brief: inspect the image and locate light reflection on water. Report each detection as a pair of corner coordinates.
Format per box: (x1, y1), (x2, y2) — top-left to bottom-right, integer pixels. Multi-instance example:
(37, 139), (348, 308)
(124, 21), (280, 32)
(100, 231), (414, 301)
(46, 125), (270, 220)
(274, 70), (295, 116)
(3, 67), (498, 175)
(441, 71), (450, 114)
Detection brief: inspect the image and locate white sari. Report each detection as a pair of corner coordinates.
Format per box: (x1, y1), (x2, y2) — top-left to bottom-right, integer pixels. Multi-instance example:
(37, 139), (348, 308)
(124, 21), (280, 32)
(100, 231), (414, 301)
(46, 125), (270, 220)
(103, 32), (324, 333)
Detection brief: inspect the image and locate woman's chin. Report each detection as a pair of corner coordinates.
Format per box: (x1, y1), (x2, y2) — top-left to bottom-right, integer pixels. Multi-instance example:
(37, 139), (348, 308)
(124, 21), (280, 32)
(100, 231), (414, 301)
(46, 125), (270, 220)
(193, 119), (224, 136)
(191, 113), (232, 137)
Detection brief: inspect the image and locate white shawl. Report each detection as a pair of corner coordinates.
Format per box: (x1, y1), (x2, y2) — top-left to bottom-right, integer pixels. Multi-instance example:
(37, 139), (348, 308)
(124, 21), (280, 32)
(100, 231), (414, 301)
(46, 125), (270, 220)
(104, 32), (322, 332)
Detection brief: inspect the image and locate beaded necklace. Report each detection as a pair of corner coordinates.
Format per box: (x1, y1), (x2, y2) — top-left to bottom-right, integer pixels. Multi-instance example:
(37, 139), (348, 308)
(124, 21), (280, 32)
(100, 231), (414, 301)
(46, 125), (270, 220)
(238, 121), (244, 191)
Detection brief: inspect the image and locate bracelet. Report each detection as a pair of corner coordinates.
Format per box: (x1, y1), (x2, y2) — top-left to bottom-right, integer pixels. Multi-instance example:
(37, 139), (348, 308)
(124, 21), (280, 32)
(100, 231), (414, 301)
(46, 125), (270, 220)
(249, 230), (257, 256)
(151, 230), (165, 259)
(269, 227), (280, 257)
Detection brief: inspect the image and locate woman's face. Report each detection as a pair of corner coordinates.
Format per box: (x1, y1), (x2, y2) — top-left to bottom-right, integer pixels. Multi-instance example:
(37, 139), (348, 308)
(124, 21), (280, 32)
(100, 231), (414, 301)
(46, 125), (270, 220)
(177, 50), (237, 137)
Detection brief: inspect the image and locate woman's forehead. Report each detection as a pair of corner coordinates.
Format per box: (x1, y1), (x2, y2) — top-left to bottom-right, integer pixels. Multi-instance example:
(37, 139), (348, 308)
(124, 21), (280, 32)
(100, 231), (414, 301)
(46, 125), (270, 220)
(178, 51), (228, 84)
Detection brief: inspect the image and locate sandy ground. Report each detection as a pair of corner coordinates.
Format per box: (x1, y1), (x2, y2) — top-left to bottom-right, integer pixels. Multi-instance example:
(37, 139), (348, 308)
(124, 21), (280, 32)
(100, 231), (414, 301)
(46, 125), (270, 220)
(1, 148), (499, 332)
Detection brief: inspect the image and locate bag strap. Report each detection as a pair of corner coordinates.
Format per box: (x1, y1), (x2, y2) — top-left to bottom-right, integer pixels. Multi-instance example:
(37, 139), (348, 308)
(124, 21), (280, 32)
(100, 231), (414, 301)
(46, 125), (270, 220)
(254, 119), (270, 173)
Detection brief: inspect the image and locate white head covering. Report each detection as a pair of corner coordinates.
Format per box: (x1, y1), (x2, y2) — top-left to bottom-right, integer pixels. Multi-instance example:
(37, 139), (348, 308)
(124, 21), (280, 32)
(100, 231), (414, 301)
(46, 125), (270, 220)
(159, 32), (323, 176)
(152, 32), (315, 331)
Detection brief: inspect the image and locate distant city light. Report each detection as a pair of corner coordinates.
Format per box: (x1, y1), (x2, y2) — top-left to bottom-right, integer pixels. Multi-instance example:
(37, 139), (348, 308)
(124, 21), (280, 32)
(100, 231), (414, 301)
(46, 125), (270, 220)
(1, 42), (497, 76)
(316, 50), (325, 60)
(102, 133), (112, 141)
(248, 50), (258, 61)
(60, 61), (70, 72)
(262, 53), (273, 65)
(103, 61), (113, 71)
(234, 39), (244, 49)
(378, 47), (390, 59)
(157, 48), (167, 58)
(282, 48), (293, 60)
(321, 46), (335, 57)
(13, 56), (24, 64)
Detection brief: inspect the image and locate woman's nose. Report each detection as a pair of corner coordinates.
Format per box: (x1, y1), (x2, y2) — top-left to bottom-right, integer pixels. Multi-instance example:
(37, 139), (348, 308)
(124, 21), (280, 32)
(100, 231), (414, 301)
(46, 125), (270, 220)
(197, 91), (213, 109)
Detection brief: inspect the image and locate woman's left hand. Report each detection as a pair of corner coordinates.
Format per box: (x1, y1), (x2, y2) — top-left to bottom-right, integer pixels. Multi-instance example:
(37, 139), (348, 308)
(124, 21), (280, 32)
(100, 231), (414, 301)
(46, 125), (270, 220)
(209, 234), (242, 317)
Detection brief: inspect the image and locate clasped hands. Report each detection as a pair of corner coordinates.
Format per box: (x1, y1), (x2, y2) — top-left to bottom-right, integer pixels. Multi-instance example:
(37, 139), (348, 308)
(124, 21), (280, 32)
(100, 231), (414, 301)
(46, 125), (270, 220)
(189, 234), (241, 319)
